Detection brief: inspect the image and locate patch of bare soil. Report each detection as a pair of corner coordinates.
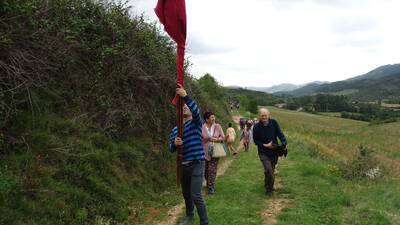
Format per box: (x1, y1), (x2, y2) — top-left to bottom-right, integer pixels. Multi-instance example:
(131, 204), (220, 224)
(154, 204), (185, 225)
(261, 179), (291, 225)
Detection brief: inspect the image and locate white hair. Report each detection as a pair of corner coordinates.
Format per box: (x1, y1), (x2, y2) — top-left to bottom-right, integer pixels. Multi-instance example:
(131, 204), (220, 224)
(258, 107), (270, 116)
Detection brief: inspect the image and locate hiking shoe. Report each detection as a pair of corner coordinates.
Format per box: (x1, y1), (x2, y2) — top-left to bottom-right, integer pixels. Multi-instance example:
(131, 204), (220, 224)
(178, 215), (193, 225)
(265, 191), (273, 196)
(265, 189), (274, 196)
(208, 187), (215, 195)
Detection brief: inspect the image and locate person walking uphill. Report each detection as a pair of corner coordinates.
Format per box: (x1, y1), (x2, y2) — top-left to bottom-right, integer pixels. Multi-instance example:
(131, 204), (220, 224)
(226, 123), (237, 155)
(168, 87), (208, 225)
(241, 122), (252, 152)
(202, 111), (225, 195)
(253, 108), (287, 196)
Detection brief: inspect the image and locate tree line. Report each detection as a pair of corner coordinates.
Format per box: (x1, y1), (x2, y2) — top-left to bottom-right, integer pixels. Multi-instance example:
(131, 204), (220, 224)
(284, 94), (400, 123)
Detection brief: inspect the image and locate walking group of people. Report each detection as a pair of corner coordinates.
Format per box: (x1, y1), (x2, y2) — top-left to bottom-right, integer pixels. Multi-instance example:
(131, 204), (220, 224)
(168, 86), (287, 225)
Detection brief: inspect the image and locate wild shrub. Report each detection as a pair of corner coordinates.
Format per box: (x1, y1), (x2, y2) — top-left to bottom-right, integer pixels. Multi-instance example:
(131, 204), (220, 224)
(0, 1), (233, 224)
(340, 145), (382, 180)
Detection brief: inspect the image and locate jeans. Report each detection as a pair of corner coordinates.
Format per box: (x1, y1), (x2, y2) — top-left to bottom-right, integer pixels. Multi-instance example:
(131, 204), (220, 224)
(181, 160), (208, 225)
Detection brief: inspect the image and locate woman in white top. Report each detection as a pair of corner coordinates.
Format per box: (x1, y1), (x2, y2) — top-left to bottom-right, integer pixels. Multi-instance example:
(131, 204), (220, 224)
(202, 111), (225, 195)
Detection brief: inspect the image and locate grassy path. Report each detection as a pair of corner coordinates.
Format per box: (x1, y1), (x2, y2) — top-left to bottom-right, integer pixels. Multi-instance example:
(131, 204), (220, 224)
(149, 115), (240, 225)
(152, 158), (234, 225)
(186, 146), (271, 225)
(183, 136), (399, 225)
(146, 109), (400, 225)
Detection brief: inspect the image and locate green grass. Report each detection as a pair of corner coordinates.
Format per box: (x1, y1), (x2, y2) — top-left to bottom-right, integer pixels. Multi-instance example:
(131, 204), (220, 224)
(160, 108), (400, 225)
(318, 112), (342, 117)
(389, 151), (400, 159)
(0, 113), (182, 225)
(269, 107), (400, 167)
(276, 137), (399, 225)
(5, 108), (398, 224)
(174, 137), (399, 225)
(186, 150), (266, 225)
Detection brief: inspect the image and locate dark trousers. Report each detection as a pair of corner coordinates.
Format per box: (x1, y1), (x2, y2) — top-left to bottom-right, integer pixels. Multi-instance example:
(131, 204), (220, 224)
(259, 153), (278, 192)
(181, 160), (208, 225)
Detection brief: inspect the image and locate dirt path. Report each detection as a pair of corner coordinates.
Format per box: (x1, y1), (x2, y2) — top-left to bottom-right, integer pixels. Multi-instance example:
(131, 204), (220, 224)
(154, 158), (233, 225)
(154, 203), (184, 225)
(155, 114), (291, 225)
(262, 197), (291, 225)
(261, 164), (291, 225)
(234, 114), (291, 225)
(261, 179), (291, 225)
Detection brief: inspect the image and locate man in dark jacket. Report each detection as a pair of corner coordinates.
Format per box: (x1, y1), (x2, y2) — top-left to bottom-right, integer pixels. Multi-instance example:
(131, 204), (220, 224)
(252, 108), (287, 195)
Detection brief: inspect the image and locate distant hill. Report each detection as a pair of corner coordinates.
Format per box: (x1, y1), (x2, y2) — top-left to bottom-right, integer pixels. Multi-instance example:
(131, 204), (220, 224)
(226, 85), (242, 89)
(247, 81), (328, 93)
(225, 87), (282, 106)
(276, 81), (331, 97)
(280, 64), (400, 101)
(348, 64), (400, 81)
(247, 83), (301, 93)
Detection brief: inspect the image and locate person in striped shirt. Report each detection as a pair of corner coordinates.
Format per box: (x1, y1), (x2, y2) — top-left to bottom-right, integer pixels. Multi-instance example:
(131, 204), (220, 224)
(168, 86), (208, 225)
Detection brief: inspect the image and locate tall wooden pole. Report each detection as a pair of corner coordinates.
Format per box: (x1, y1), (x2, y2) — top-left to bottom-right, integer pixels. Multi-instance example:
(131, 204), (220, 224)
(176, 96), (184, 185)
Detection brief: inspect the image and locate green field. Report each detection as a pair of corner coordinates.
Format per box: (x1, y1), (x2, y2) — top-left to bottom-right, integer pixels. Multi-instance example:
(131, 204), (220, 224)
(317, 112), (342, 118)
(149, 108), (400, 225)
(269, 107), (400, 178)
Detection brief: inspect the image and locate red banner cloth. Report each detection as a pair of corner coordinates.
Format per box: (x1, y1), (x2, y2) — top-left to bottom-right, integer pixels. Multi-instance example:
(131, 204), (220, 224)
(155, 0), (187, 185)
(155, 0), (187, 96)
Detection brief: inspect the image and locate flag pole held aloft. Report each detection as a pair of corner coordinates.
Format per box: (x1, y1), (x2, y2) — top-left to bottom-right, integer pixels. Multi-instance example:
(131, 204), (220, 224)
(155, 0), (187, 185)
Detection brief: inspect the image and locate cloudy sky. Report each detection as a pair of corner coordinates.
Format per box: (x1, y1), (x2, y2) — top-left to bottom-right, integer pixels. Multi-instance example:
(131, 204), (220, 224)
(130, 0), (400, 87)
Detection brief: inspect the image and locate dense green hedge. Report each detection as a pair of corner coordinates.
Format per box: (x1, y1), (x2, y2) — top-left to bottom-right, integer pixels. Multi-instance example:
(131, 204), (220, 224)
(0, 0), (232, 224)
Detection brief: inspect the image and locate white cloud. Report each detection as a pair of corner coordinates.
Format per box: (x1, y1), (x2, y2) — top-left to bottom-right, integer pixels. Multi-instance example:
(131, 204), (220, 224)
(129, 0), (400, 87)
(187, 36), (235, 55)
(331, 17), (379, 34)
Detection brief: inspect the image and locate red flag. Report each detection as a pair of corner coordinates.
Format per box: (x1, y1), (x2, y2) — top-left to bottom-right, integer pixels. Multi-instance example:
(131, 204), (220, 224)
(155, 0), (187, 47)
(154, 0), (186, 105)
(155, 0), (187, 104)
(155, 0), (187, 185)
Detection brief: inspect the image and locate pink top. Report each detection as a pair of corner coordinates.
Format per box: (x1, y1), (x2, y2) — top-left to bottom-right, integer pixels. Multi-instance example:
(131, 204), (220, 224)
(243, 129), (251, 140)
(202, 123), (225, 153)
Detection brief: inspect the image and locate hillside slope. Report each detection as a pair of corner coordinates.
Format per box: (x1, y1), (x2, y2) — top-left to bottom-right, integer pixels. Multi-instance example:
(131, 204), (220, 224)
(0, 1), (232, 224)
(247, 83), (301, 93)
(225, 87), (282, 106)
(282, 64), (400, 101)
(149, 108), (400, 225)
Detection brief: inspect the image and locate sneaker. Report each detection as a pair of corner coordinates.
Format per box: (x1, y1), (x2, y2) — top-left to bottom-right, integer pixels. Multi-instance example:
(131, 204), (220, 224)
(208, 187), (215, 195)
(178, 215), (193, 225)
(265, 189), (275, 196)
(265, 191), (274, 196)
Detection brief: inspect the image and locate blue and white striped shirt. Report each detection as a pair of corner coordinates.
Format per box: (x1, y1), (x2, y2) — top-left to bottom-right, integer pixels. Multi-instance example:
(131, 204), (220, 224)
(168, 96), (205, 161)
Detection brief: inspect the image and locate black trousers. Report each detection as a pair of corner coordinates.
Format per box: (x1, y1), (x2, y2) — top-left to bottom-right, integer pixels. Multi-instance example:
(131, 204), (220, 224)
(259, 153), (278, 192)
(181, 160), (208, 225)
